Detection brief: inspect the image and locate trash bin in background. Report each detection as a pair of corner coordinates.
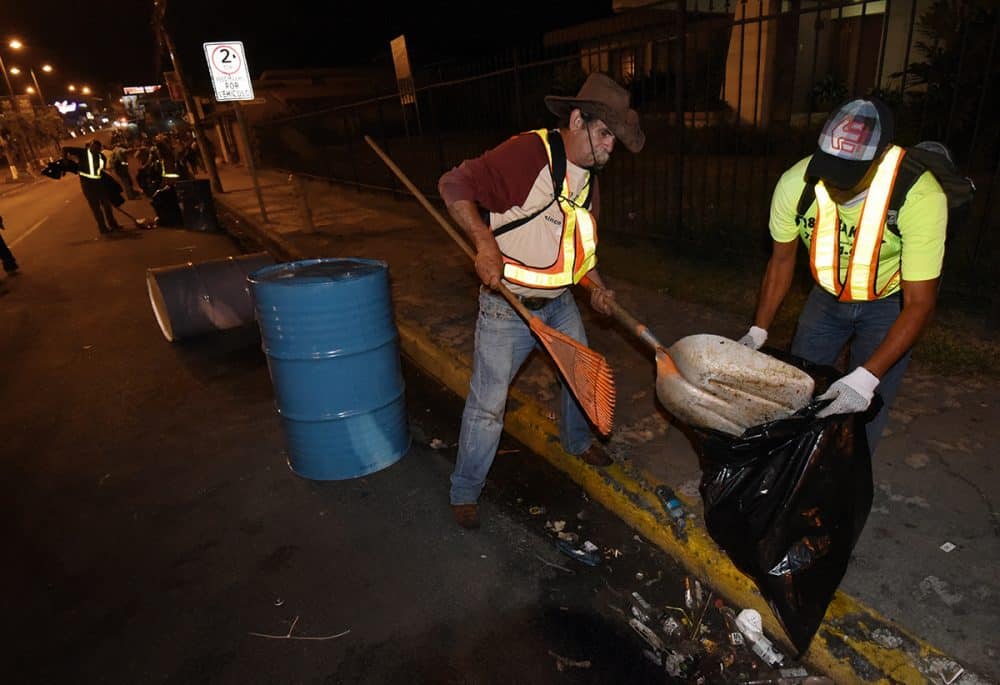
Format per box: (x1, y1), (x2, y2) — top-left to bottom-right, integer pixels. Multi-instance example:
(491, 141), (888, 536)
(175, 179), (219, 232)
(248, 258), (410, 480)
(146, 252), (274, 342)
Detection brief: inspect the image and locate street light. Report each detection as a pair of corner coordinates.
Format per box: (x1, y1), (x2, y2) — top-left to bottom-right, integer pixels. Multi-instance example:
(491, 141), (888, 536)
(81, 86), (91, 95)
(8, 63), (52, 106)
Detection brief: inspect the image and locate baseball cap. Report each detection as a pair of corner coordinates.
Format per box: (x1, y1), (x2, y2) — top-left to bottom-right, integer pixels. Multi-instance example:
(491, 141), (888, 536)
(806, 97), (895, 190)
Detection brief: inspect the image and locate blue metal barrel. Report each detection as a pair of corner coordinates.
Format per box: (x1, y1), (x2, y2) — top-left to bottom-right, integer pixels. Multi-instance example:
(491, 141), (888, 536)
(248, 258), (409, 480)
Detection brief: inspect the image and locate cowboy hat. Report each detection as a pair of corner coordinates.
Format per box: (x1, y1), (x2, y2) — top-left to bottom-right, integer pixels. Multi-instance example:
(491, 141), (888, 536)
(545, 72), (645, 153)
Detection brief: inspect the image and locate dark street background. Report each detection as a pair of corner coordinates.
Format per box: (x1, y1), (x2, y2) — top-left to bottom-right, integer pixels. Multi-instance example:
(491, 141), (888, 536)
(0, 176), (706, 683)
(3, 1), (617, 93)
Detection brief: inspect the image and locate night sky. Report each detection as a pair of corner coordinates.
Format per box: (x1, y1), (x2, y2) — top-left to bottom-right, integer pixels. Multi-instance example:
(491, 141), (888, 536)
(3, 1), (616, 100)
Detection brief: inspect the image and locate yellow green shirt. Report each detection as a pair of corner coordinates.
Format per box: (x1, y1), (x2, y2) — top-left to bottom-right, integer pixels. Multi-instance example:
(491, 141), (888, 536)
(769, 156), (947, 297)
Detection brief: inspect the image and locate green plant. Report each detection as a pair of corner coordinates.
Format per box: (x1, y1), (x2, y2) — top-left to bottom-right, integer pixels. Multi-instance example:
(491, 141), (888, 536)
(809, 74), (848, 112)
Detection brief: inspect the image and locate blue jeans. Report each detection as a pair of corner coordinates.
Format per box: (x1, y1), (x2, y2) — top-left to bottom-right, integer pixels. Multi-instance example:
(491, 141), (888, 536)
(791, 286), (910, 454)
(450, 289), (594, 505)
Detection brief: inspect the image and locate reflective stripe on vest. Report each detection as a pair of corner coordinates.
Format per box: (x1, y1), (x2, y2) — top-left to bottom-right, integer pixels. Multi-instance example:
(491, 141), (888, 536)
(79, 150), (104, 179)
(809, 145), (906, 302)
(161, 160), (180, 179)
(501, 129), (598, 289)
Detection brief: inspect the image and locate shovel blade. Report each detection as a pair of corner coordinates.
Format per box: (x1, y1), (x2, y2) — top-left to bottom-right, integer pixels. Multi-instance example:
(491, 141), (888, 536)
(656, 335), (815, 435)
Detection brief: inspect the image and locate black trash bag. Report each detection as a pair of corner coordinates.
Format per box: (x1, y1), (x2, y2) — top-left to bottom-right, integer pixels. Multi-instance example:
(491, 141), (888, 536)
(151, 185), (183, 227)
(41, 158), (78, 179)
(691, 357), (874, 655)
(100, 171), (125, 208)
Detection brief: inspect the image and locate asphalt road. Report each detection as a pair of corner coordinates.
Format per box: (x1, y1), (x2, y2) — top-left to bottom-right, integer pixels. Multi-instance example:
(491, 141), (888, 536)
(0, 178), (772, 683)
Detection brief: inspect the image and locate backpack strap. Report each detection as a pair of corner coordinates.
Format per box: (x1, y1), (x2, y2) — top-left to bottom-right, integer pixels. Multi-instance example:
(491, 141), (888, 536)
(885, 151), (925, 237)
(493, 130), (573, 237)
(796, 177), (819, 218)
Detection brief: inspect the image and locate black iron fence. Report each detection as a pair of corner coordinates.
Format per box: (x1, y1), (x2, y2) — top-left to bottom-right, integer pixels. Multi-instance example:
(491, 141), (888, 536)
(254, 0), (999, 305)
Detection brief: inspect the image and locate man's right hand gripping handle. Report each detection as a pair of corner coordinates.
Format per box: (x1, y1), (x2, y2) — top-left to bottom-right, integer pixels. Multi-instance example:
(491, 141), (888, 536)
(474, 240), (503, 290)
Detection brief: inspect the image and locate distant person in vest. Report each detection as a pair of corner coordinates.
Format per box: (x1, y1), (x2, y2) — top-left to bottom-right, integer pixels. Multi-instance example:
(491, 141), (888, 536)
(739, 97), (946, 454)
(109, 142), (139, 200)
(437, 72), (644, 529)
(63, 139), (122, 235)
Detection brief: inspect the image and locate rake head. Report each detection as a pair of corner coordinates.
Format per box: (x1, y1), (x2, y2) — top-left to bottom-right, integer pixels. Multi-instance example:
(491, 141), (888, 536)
(530, 318), (616, 435)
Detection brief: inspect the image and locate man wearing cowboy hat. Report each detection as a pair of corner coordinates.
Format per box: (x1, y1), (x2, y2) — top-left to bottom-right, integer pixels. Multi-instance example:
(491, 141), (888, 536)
(438, 72), (644, 529)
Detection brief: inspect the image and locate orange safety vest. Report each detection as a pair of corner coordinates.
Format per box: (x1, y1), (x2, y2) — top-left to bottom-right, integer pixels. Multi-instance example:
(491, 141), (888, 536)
(79, 149), (105, 179)
(809, 145), (906, 302)
(500, 129), (598, 289)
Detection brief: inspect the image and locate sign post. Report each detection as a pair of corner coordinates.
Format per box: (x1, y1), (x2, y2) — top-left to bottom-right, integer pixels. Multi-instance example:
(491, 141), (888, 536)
(152, 12), (223, 193)
(203, 41), (267, 222)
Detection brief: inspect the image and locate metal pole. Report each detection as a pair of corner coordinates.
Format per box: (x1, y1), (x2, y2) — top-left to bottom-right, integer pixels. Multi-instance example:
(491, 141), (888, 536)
(0, 54), (23, 179)
(234, 101), (268, 223)
(30, 68), (45, 106)
(153, 0), (223, 193)
(0, 54), (13, 96)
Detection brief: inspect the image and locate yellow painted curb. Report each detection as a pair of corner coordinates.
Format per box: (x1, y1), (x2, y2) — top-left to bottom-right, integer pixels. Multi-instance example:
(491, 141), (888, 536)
(397, 318), (975, 685)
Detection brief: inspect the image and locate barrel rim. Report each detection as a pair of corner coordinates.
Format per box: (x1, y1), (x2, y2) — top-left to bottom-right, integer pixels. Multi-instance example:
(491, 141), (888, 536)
(248, 257), (388, 286)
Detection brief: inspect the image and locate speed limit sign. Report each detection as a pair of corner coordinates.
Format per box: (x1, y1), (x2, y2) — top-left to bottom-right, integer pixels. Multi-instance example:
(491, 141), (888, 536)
(203, 41), (255, 102)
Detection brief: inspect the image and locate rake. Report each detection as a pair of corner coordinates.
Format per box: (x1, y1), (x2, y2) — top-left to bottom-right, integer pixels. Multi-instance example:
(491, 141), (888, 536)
(364, 136), (615, 435)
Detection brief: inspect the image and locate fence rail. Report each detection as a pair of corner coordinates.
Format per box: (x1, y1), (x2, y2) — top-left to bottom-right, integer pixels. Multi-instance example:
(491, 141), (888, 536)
(254, 0), (999, 304)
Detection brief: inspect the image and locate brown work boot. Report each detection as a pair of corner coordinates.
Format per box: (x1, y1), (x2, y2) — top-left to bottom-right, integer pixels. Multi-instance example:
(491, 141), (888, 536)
(577, 444), (613, 467)
(451, 503), (480, 530)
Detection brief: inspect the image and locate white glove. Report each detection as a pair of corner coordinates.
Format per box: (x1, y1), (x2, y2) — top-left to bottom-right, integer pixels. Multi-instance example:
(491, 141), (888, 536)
(738, 326), (768, 350)
(815, 367), (880, 418)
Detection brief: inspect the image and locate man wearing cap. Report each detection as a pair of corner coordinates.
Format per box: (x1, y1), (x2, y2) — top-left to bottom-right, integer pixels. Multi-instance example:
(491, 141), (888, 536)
(438, 72), (644, 529)
(739, 97), (946, 453)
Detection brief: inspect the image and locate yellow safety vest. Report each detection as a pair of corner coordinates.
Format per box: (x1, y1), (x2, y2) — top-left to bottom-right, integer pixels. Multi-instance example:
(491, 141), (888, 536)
(501, 129), (598, 289)
(809, 145), (906, 302)
(79, 149), (104, 179)
(161, 160), (180, 179)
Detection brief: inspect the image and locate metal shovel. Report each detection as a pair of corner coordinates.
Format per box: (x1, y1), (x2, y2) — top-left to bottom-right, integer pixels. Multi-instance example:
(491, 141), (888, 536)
(580, 278), (814, 435)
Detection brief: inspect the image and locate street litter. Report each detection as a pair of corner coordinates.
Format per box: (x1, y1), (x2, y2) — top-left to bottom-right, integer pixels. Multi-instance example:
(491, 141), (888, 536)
(557, 531), (579, 544)
(429, 438), (448, 449)
(689, 590), (714, 639)
(273, 597), (284, 607)
(656, 485), (688, 539)
(556, 539), (601, 566)
(643, 649), (662, 666)
(629, 617), (666, 652)
(734, 609), (784, 667)
(644, 570), (663, 587)
(532, 553), (574, 574)
(630, 591), (657, 618)
(545, 520), (567, 533)
(941, 666), (965, 684)
(547, 650), (591, 672)
(661, 616), (683, 637)
(249, 616), (351, 641)
(940, 542), (956, 552)
(497, 449), (520, 455)
(684, 577), (703, 611)
(529, 505), (546, 516)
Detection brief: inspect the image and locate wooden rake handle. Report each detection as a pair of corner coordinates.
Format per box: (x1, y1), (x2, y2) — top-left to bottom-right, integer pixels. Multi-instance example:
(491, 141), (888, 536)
(363, 136), (535, 323)
(578, 275), (666, 352)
